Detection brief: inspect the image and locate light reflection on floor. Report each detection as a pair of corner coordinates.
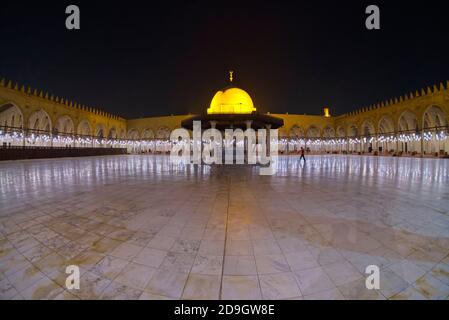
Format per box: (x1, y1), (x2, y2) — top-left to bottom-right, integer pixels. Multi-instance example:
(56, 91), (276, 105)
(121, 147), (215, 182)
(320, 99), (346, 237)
(0, 155), (448, 300)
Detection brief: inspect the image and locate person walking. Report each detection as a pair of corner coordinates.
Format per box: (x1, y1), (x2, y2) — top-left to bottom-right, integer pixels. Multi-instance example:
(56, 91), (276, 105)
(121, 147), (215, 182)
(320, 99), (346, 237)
(300, 147), (306, 164)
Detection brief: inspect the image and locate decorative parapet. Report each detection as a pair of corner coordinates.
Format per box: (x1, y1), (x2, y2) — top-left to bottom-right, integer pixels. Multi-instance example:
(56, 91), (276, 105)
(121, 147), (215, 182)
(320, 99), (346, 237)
(339, 81), (449, 118)
(0, 76), (126, 121)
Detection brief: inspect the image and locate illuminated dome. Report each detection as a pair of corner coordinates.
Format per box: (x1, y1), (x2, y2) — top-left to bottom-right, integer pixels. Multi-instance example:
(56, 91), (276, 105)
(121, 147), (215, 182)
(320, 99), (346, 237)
(207, 87), (256, 115)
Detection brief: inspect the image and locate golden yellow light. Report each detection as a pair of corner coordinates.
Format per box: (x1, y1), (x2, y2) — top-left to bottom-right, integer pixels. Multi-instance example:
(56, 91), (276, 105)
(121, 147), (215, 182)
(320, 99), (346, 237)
(207, 87), (256, 114)
(323, 107), (331, 118)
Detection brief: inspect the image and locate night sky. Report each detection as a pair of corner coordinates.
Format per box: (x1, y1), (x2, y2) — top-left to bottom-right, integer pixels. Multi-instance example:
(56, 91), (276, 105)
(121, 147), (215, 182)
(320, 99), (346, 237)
(0, 1), (448, 118)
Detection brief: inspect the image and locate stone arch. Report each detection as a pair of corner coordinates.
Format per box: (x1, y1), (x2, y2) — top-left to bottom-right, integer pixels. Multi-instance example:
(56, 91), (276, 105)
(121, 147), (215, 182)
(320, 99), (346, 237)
(336, 126), (346, 138)
(346, 125), (360, 153)
(397, 110), (419, 154)
(398, 110), (418, 132)
(360, 119), (376, 153)
(28, 109), (52, 132)
(119, 129), (126, 139)
(127, 128), (140, 140)
(322, 126), (336, 153)
(322, 126), (335, 138)
(95, 123), (106, 138)
(141, 128), (155, 139)
(0, 102), (24, 129)
(305, 126), (321, 153)
(422, 105), (448, 155)
(361, 119), (376, 136)
(54, 115), (75, 135)
(108, 127), (118, 139)
(378, 115), (395, 134)
(156, 126), (171, 139)
(289, 125), (304, 138)
(422, 105), (447, 129)
(347, 124), (358, 137)
(306, 125), (320, 138)
(140, 129), (155, 153)
(77, 119), (91, 136)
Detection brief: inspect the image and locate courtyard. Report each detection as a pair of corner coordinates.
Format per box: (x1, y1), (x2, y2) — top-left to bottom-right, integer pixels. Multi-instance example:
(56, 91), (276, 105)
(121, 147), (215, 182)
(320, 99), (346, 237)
(0, 155), (449, 300)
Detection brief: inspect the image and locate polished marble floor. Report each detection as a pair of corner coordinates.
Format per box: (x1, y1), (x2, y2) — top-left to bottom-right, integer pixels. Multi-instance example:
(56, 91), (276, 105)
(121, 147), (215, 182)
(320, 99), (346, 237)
(1, 155), (449, 300)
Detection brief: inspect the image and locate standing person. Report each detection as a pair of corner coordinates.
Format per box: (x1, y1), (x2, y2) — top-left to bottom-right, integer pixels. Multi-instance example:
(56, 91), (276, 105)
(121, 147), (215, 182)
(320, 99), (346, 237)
(300, 147), (306, 164)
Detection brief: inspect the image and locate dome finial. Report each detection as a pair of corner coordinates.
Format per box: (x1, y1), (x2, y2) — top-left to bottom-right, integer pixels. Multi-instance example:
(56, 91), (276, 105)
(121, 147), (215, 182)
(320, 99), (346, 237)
(229, 70), (234, 83)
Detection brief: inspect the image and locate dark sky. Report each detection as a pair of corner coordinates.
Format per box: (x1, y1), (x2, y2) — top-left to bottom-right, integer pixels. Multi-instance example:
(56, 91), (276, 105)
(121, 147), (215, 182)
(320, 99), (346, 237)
(0, 1), (448, 118)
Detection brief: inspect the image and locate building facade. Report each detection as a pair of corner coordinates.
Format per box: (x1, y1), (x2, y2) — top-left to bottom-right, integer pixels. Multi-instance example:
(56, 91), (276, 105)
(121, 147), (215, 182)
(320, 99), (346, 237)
(1, 77), (448, 156)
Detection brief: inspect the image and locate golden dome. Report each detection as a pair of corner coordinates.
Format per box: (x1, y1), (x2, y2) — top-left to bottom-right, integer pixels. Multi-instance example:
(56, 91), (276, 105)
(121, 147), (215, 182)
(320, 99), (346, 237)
(207, 87), (256, 115)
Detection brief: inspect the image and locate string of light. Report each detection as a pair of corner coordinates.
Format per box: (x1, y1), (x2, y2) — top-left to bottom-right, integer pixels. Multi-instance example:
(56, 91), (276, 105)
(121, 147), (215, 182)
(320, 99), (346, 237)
(0, 127), (447, 149)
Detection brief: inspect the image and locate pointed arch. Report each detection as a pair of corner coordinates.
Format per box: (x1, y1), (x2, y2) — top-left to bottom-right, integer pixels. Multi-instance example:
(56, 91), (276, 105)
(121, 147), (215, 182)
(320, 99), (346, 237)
(378, 115), (395, 134)
(141, 128), (155, 139)
(322, 126), (335, 138)
(347, 125), (358, 137)
(336, 126), (346, 138)
(423, 105), (447, 129)
(77, 119), (92, 136)
(156, 126), (170, 139)
(361, 119), (376, 136)
(108, 127), (118, 139)
(0, 103), (24, 129)
(55, 115), (75, 135)
(127, 128), (140, 140)
(289, 125), (304, 138)
(398, 110), (418, 132)
(28, 109), (52, 132)
(306, 125), (320, 138)
(95, 123), (106, 138)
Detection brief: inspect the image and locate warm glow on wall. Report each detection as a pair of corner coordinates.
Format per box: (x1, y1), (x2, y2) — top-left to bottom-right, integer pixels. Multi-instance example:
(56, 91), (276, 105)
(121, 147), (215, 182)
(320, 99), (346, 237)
(207, 87), (256, 114)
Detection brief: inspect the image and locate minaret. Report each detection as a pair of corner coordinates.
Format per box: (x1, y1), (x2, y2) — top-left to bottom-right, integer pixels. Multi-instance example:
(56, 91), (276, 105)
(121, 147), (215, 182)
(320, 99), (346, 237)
(229, 70), (234, 83)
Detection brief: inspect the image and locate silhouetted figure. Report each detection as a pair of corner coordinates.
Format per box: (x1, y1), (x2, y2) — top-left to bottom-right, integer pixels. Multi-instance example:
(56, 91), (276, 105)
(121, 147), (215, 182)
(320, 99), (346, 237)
(300, 147), (306, 164)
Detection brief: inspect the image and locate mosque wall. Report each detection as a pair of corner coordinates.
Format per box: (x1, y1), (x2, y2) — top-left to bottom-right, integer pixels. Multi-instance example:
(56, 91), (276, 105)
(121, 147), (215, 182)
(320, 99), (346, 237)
(126, 115), (192, 139)
(0, 80), (127, 148)
(1, 76), (448, 155)
(272, 114), (335, 138)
